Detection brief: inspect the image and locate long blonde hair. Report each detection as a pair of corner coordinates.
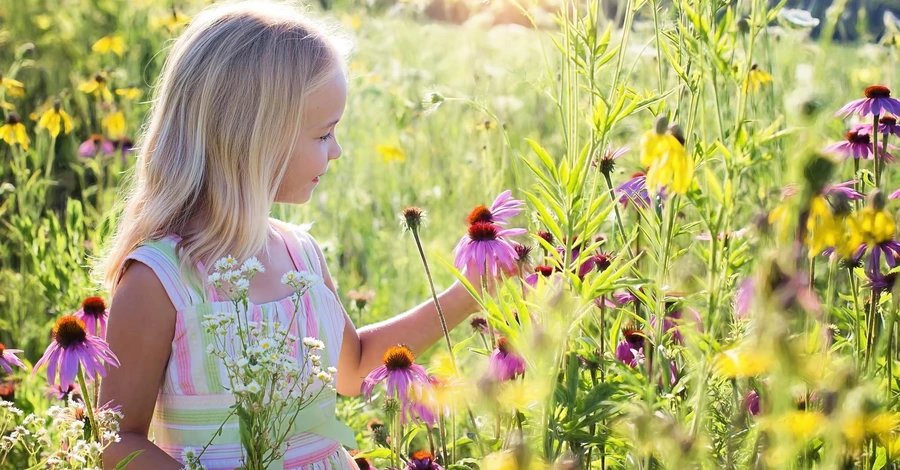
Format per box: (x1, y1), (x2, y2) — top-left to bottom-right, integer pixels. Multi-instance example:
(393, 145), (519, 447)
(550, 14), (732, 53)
(99, 0), (349, 291)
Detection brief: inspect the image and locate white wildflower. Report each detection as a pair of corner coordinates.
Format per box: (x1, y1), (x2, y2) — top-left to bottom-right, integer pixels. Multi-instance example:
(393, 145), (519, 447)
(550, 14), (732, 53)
(246, 380), (262, 393)
(327, 366), (337, 375)
(215, 255), (239, 272)
(316, 371), (333, 384)
(302, 337), (324, 350)
(241, 257), (265, 275)
(207, 272), (222, 285)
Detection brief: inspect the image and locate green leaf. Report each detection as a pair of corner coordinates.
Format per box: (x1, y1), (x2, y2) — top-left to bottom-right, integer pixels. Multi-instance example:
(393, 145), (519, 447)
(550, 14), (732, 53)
(114, 450), (144, 469)
(526, 138), (560, 182)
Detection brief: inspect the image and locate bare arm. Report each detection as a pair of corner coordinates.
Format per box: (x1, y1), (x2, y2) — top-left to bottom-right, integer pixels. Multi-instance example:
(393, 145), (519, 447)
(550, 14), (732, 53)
(100, 262), (183, 469)
(307, 238), (481, 397)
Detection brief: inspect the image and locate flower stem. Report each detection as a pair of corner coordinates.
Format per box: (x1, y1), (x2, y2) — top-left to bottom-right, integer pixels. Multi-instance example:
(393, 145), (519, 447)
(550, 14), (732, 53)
(873, 114), (881, 188)
(410, 227), (457, 371)
(849, 267), (863, 373)
(76, 369), (100, 443)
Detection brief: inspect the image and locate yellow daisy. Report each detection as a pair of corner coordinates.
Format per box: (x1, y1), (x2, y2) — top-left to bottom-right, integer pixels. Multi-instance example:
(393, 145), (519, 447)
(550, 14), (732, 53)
(744, 64), (774, 93)
(38, 100), (74, 138)
(714, 347), (773, 378)
(1, 75), (25, 98)
(115, 88), (143, 101)
(102, 111), (126, 139)
(78, 73), (114, 102)
(91, 36), (126, 56)
(0, 113), (30, 151)
(377, 144), (406, 162)
(151, 9), (191, 32)
(640, 119), (694, 195)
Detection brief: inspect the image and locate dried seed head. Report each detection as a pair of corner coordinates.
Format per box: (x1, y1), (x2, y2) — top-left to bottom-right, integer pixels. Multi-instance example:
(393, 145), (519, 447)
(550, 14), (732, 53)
(401, 207), (426, 233)
(514, 244), (533, 264)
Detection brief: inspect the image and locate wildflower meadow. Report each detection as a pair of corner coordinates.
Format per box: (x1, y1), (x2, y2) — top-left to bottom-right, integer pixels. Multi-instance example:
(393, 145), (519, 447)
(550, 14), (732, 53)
(3, 0), (900, 469)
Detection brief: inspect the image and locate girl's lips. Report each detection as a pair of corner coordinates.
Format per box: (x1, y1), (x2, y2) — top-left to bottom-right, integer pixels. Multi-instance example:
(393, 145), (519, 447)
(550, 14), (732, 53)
(312, 177), (320, 183)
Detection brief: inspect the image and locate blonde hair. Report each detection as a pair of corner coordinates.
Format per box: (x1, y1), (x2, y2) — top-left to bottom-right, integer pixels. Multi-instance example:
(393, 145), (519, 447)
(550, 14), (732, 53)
(99, 0), (349, 291)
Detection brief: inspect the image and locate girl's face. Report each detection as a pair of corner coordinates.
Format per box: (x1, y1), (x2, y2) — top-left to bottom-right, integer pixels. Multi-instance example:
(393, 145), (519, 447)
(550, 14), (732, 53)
(275, 70), (347, 204)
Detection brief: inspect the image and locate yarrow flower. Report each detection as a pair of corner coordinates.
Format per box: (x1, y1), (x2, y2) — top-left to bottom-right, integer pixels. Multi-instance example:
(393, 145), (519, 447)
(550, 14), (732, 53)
(453, 222), (526, 276)
(33, 316), (120, 388)
(0, 343), (25, 374)
(835, 85), (900, 118)
(361, 345), (430, 403)
(487, 337), (526, 382)
(73, 296), (109, 338)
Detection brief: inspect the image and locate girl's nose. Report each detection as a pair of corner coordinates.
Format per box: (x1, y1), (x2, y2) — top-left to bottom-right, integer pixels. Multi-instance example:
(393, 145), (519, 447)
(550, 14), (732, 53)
(329, 141), (342, 160)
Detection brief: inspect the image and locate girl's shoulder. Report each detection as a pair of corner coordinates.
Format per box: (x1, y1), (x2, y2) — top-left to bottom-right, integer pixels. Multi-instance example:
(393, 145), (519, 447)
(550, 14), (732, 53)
(269, 217), (328, 270)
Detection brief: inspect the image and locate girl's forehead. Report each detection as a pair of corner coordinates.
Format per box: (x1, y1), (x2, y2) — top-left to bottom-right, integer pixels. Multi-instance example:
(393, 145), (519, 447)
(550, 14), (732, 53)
(306, 72), (347, 121)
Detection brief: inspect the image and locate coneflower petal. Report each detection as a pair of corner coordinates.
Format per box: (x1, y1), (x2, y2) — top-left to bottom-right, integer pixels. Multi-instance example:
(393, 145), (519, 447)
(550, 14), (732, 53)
(59, 352), (79, 389)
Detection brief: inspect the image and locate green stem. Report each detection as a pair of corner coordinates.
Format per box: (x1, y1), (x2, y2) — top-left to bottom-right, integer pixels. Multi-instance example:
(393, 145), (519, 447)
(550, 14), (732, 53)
(76, 369), (100, 443)
(411, 228), (457, 371)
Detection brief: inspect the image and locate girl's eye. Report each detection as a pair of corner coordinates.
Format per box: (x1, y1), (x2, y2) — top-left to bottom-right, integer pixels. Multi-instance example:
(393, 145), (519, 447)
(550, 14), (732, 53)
(319, 132), (333, 142)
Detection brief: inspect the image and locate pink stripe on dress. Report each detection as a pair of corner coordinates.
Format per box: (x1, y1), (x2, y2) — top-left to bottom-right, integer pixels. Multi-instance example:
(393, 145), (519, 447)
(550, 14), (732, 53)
(172, 312), (197, 394)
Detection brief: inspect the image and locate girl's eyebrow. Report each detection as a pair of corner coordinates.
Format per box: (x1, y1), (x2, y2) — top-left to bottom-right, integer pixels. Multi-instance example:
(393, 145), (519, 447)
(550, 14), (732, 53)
(321, 119), (340, 129)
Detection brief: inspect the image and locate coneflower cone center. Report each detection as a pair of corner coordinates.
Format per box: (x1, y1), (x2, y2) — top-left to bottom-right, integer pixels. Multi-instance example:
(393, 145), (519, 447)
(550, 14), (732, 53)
(847, 130), (871, 145)
(467, 206), (493, 225)
(468, 222), (499, 241)
(535, 265), (554, 277)
(5, 113), (20, 125)
(497, 337), (513, 355)
(0, 343), (5, 355)
(382, 345), (415, 370)
(53, 316), (87, 348)
(624, 329), (645, 347)
(882, 116), (897, 126)
(865, 85), (892, 99)
(82, 296), (106, 317)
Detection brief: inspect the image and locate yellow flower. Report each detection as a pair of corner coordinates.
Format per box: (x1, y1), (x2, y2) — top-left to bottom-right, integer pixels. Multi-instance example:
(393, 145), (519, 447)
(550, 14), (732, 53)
(805, 196), (844, 257)
(115, 88), (143, 101)
(0, 101), (14, 111)
(91, 36), (126, 56)
(714, 348), (773, 378)
(784, 410), (825, 440)
(102, 111), (126, 139)
(853, 206), (896, 245)
(641, 128), (694, 195)
(78, 73), (114, 102)
(151, 9), (191, 32)
(343, 13), (362, 31)
(476, 119), (498, 131)
(33, 14), (53, 30)
(38, 101), (74, 138)
(744, 64), (773, 93)
(0, 113), (29, 151)
(1, 76), (25, 98)
(377, 144), (406, 162)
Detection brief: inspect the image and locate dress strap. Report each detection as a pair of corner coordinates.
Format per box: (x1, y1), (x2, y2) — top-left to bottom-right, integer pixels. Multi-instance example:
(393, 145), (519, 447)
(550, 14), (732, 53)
(272, 221), (322, 277)
(121, 236), (205, 310)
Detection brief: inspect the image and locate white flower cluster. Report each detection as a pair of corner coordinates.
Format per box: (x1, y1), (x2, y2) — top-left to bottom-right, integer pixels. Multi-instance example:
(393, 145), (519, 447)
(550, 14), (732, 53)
(207, 255), (267, 299)
(181, 446), (207, 470)
(0, 395), (123, 469)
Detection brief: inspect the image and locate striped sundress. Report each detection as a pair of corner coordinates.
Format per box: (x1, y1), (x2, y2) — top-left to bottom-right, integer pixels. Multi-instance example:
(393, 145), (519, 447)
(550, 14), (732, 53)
(122, 220), (359, 469)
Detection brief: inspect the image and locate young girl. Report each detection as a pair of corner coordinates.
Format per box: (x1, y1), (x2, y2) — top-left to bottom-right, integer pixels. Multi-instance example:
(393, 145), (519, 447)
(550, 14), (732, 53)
(98, 2), (484, 469)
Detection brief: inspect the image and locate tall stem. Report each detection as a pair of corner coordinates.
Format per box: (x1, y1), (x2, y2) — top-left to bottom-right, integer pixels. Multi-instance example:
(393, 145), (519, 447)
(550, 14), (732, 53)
(873, 114), (881, 188)
(76, 369), (100, 443)
(411, 228), (457, 370)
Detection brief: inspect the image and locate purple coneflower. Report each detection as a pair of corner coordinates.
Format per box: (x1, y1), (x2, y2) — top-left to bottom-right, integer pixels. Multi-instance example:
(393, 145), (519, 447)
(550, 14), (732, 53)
(0, 343), (25, 374)
(466, 190), (524, 226)
(734, 278), (754, 319)
(32, 316), (120, 388)
(361, 345), (430, 403)
(355, 457), (378, 470)
(825, 180), (865, 200)
(488, 337), (526, 382)
(78, 134), (115, 158)
(615, 329), (646, 367)
(525, 265), (555, 288)
(47, 382), (81, 401)
(744, 390), (761, 416)
(835, 85), (900, 118)
(824, 126), (896, 160)
(616, 172), (663, 209)
(593, 144), (630, 175)
(407, 451), (443, 470)
(453, 222), (526, 276)
(891, 189), (900, 200)
(651, 303), (703, 343)
(73, 296), (109, 338)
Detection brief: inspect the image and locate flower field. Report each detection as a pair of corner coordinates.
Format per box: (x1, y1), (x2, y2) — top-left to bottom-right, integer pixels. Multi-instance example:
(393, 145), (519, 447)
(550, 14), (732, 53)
(3, 0), (900, 468)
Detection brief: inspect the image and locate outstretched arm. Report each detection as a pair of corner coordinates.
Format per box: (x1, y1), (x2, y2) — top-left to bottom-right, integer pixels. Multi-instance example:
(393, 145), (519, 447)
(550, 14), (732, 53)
(306, 238), (482, 397)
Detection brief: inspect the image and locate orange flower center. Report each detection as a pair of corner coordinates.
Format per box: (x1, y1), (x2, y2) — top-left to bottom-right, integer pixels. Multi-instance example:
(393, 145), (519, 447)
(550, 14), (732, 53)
(0, 343), (5, 355)
(467, 222), (499, 242)
(81, 296), (107, 317)
(497, 337), (513, 355)
(865, 85), (892, 99)
(846, 130), (871, 145)
(382, 345), (415, 370)
(467, 205), (493, 225)
(53, 316), (88, 348)
(411, 451), (434, 462)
